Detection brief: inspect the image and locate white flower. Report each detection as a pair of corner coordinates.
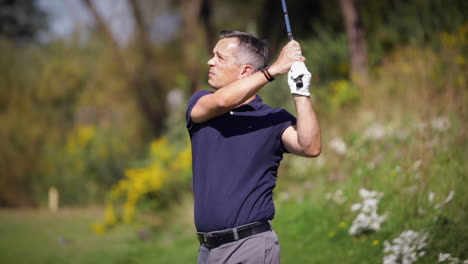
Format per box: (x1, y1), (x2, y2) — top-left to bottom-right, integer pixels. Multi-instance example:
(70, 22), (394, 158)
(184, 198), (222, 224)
(438, 252), (468, 263)
(349, 189), (387, 236)
(428, 192), (435, 203)
(417, 208), (426, 216)
(395, 130), (409, 140)
(417, 121), (427, 132)
(443, 191), (455, 204)
(289, 156), (309, 175)
(364, 123), (386, 140)
(383, 230), (427, 264)
(412, 160), (422, 171)
(439, 253), (451, 262)
(167, 89), (183, 109)
(279, 192), (290, 201)
(431, 116), (451, 132)
(351, 203), (361, 211)
(435, 191), (455, 210)
(325, 189), (347, 204)
(329, 138), (347, 155)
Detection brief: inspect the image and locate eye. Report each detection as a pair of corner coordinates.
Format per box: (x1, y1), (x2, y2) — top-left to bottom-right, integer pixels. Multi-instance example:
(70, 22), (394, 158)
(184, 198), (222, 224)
(215, 52), (224, 61)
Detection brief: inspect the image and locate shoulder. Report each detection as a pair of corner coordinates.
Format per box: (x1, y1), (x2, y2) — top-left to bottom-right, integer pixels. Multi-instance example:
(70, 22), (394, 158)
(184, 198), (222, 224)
(187, 90), (213, 107)
(186, 90), (213, 129)
(264, 106), (296, 121)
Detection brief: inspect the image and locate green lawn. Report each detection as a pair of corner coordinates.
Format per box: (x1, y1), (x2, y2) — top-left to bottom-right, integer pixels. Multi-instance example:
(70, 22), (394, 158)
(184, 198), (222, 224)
(0, 202), (199, 264)
(0, 208), (137, 264)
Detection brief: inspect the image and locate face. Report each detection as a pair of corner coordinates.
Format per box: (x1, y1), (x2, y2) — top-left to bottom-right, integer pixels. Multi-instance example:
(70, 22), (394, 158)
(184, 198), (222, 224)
(207, 38), (244, 89)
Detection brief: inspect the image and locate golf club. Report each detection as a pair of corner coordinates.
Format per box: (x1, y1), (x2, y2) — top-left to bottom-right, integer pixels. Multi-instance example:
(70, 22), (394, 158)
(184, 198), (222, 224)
(280, 0), (303, 88)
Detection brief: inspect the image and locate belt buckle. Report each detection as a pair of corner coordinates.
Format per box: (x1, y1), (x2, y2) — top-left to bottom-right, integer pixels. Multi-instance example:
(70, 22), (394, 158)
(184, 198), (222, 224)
(198, 232), (216, 248)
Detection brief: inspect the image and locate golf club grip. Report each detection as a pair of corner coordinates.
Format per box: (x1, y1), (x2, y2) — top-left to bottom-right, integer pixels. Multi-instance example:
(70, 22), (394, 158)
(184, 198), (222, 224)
(281, 0), (303, 88)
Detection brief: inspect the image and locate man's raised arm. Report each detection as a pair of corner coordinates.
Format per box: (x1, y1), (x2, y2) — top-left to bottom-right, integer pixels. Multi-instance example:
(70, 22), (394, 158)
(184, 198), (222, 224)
(191, 40), (304, 124)
(282, 62), (322, 157)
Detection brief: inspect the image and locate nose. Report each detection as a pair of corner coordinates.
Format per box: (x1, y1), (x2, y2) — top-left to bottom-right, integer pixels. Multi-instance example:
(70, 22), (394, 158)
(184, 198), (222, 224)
(208, 56), (215, 66)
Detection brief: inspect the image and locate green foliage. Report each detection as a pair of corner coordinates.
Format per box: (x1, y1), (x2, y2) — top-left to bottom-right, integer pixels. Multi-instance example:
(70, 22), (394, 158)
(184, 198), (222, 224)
(302, 25), (349, 83)
(362, 0), (468, 65)
(0, 36), (146, 206)
(92, 137), (192, 233)
(319, 79), (360, 112)
(42, 124), (133, 205)
(0, 0), (47, 41)
(0, 39), (55, 206)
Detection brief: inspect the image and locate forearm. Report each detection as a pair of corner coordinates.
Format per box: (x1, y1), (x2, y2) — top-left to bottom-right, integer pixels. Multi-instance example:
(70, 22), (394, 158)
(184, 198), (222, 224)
(293, 95), (321, 156)
(213, 71), (269, 109)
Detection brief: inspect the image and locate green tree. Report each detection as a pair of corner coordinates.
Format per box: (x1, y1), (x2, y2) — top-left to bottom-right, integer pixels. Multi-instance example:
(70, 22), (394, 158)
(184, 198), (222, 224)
(0, 0), (47, 42)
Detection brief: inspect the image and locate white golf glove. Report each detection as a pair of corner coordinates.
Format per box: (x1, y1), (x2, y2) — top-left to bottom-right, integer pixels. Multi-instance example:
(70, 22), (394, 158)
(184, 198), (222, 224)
(288, 61), (312, 96)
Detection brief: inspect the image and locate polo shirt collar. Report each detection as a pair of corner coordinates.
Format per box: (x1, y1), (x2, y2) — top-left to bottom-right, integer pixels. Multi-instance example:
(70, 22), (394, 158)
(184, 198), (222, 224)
(234, 95), (264, 112)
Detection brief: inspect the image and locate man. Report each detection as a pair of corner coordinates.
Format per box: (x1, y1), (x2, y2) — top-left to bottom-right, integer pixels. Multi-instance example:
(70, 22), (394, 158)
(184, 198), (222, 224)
(186, 30), (321, 264)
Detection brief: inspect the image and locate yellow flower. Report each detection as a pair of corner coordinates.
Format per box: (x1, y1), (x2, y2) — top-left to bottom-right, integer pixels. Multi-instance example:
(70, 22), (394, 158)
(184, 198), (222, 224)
(372, 240), (379, 246)
(150, 137), (172, 161)
(104, 204), (117, 226)
(338, 221), (346, 228)
(441, 32), (457, 47)
(76, 125), (96, 146)
(91, 223), (106, 235)
(328, 231), (335, 238)
(168, 144), (192, 182)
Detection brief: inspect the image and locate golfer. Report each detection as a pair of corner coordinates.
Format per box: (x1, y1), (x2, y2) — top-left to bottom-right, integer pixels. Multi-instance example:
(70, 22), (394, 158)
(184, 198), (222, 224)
(186, 30), (321, 264)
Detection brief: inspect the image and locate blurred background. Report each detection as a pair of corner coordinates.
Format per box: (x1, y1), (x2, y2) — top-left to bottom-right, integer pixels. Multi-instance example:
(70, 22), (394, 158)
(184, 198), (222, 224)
(0, 0), (466, 263)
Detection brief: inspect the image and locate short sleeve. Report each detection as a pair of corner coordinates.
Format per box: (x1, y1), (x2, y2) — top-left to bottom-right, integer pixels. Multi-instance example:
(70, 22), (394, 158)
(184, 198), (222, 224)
(277, 110), (297, 153)
(186, 90), (213, 131)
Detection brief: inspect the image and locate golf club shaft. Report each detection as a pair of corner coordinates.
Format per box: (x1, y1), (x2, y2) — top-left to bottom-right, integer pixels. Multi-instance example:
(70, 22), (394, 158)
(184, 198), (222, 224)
(280, 0), (303, 88)
(281, 0), (294, 41)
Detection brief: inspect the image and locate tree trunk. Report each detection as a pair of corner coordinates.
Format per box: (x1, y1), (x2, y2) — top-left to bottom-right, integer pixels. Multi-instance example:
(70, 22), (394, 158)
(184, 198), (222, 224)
(182, 0), (204, 94)
(128, 0), (167, 136)
(83, 0), (167, 137)
(340, 0), (368, 84)
(82, 0), (130, 77)
(200, 0), (216, 52)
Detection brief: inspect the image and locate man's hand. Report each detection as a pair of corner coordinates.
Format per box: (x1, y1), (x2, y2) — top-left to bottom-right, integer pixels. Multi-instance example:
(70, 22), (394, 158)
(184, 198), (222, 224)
(268, 40), (305, 76)
(288, 61), (311, 96)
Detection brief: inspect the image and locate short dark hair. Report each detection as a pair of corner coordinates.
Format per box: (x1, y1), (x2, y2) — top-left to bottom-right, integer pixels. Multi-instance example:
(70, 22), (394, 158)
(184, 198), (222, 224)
(220, 30), (269, 72)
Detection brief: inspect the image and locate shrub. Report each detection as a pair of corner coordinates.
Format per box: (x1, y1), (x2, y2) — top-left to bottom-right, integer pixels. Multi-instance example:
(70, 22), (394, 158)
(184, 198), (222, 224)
(93, 137), (192, 233)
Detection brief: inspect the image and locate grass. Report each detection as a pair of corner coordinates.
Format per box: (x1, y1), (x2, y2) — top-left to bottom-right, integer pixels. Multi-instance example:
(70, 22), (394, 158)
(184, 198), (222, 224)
(0, 208), (137, 264)
(0, 198), (199, 264)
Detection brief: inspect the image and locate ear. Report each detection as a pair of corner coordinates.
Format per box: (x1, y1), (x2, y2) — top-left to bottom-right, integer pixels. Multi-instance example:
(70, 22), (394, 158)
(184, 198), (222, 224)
(239, 65), (253, 78)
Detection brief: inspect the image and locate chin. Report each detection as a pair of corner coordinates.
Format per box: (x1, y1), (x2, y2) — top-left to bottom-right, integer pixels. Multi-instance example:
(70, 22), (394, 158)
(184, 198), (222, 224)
(208, 80), (221, 90)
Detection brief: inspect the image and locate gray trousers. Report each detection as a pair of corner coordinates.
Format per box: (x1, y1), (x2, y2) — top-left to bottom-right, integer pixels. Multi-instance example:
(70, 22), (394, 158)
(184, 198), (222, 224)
(197, 230), (280, 264)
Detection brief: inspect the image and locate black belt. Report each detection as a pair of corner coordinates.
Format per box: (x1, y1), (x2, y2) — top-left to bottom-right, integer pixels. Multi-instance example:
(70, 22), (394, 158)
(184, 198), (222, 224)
(196, 221), (271, 249)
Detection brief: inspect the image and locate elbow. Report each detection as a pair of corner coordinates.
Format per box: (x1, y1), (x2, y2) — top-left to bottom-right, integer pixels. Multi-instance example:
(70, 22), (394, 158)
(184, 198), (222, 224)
(303, 143), (322, 158)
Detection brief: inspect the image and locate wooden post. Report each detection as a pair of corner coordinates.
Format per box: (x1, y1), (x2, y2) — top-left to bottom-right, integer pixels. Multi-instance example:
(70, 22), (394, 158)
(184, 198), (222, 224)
(48, 186), (59, 213)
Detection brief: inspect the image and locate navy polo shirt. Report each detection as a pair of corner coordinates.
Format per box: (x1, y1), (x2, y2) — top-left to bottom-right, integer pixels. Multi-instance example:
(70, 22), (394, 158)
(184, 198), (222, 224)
(186, 90), (296, 232)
